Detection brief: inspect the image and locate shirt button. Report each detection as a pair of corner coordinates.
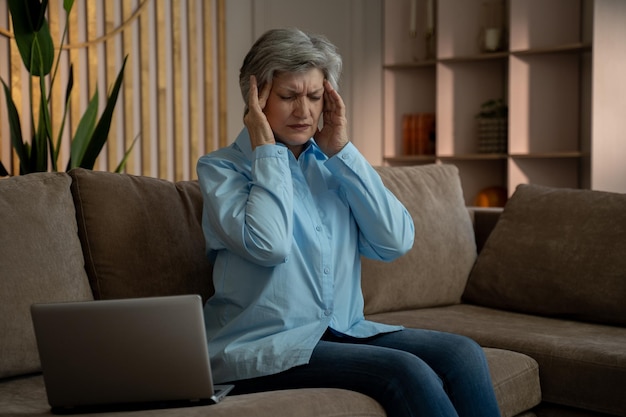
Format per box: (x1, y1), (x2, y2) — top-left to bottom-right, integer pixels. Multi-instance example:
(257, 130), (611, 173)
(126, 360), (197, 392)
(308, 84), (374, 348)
(323, 267), (330, 274)
(315, 225), (322, 232)
(277, 149), (284, 155)
(324, 309), (332, 316)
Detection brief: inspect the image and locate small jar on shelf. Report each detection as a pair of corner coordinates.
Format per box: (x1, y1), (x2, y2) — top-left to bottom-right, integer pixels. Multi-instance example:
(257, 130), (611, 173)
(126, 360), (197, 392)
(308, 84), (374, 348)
(479, 0), (506, 53)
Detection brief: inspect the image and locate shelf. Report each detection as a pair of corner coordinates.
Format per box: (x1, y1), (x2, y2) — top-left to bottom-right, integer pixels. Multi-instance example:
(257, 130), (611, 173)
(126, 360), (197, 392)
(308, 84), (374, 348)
(509, 158), (581, 191)
(509, 0), (583, 51)
(383, 44), (590, 69)
(509, 151), (587, 159)
(509, 53), (581, 154)
(384, 155), (437, 164)
(439, 154), (507, 161)
(384, 60), (437, 70)
(438, 52), (508, 64)
(383, 0), (601, 204)
(511, 42), (591, 56)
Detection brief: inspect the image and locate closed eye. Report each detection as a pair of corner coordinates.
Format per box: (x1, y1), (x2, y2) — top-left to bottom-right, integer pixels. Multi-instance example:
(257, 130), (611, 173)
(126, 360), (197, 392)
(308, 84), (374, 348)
(278, 95), (321, 102)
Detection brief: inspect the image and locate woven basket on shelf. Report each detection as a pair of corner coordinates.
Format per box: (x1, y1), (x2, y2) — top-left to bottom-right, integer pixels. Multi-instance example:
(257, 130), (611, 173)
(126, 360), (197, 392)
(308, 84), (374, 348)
(477, 118), (507, 153)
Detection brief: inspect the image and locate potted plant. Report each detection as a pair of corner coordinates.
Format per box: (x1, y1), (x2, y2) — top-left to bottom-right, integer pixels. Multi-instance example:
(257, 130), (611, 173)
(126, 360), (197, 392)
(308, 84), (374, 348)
(476, 98), (508, 153)
(0, 0), (135, 177)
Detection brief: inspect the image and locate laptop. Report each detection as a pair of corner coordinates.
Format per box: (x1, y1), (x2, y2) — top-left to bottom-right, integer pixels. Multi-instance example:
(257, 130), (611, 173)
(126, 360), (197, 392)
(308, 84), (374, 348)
(31, 294), (234, 414)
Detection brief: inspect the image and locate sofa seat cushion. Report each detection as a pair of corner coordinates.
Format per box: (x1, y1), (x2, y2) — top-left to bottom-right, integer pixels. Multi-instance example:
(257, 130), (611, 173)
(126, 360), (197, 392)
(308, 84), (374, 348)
(482, 348), (542, 417)
(0, 375), (385, 417)
(367, 304), (626, 416)
(464, 184), (626, 327)
(69, 168), (213, 301)
(362, 165), (477, 314)
(0, 173), (93, 379)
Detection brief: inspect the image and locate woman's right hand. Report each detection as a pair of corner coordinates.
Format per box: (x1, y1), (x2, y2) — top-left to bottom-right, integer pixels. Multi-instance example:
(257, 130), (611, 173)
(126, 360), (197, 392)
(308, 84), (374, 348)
(244, 75), (275, 150)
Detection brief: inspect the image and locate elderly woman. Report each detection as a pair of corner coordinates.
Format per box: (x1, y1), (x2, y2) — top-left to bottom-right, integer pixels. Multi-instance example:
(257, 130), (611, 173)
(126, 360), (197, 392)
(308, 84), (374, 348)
(197, 28), (501, 417)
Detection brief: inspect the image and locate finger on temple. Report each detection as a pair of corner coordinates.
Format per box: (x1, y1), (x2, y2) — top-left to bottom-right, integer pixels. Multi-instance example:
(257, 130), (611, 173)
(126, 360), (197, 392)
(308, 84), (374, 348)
(258, 79), (272, 108)
(248, 75), (259, 106)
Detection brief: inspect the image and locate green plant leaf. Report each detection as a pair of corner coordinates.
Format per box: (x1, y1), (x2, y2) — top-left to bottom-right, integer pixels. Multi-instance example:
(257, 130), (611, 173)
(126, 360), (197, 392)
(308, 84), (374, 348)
(114, 133), (140, 173)
(0, 161), (9, 177)
(4, 2), (128, 176)
(1, 79), (30, 174)
(64, 63), (74, 103)
(35, 0), (49, 31)
(35, 39), (53, 171)
(68, 89), (99, 170)
(34, 93), (50, 171)
(8, 0), (55, 76)
(49, 4), (70, 95)
(54, 65), (74, 160)
(79, 56), (128, 169)
(26, 143), (37, 174)
(63, 0), (74, 13)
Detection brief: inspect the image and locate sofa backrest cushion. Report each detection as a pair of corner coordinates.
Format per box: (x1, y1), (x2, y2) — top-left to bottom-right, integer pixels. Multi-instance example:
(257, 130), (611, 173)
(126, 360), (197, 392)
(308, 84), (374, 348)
(0, 173), (93, 379)
(362, 164), (477, 315)
(464, 184), (626, 326)
(69, 168), (213, 301)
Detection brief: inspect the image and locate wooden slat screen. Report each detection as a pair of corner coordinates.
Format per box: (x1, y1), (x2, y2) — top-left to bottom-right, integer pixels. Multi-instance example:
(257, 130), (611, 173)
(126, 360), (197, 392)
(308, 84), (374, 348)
(0, 0), (226, 180)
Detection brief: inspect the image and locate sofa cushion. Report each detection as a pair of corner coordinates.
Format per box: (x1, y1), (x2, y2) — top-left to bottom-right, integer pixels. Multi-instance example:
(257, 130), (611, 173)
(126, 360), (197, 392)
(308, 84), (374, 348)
(69, 168), (213, 301)
(362, 164), (476, 315)
(368, 304), (626, 416)
(0, 375), (386, 417)
(464, 184), (626, 326)
(483, 348), (541, 417)
(0, 173), (93, 379)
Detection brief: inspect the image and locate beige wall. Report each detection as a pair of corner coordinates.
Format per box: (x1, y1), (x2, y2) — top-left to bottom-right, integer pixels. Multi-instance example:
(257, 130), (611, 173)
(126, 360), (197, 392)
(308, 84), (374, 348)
(591, 0), (626, 193)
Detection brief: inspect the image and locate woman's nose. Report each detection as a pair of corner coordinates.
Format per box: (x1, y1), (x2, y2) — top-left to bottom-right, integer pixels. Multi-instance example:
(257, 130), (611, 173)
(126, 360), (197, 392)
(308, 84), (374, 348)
(293, 97), (308, 118)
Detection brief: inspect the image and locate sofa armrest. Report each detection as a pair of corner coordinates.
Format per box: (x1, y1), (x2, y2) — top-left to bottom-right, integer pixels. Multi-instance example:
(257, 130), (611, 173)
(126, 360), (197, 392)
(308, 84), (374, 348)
(467, 207), (503, 253)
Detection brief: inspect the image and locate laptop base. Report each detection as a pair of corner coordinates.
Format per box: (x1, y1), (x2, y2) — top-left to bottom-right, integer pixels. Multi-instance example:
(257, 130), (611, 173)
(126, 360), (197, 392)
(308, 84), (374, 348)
(51, 384), (234, 415)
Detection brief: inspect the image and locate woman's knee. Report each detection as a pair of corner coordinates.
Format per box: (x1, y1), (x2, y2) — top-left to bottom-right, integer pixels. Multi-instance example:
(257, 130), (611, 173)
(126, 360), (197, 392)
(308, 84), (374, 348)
(413, 331), (489, 379)
(448, 333), (487, 364)
(387, 349), (440, 380)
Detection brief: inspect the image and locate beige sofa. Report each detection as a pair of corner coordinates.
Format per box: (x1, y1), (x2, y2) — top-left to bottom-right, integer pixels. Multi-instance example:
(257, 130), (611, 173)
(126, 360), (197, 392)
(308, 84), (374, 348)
(1, 164), (624, 417)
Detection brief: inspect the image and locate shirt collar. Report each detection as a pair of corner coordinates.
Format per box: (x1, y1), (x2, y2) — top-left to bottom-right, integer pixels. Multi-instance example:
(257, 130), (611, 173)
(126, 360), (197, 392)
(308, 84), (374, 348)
(234, 128), (322, 160)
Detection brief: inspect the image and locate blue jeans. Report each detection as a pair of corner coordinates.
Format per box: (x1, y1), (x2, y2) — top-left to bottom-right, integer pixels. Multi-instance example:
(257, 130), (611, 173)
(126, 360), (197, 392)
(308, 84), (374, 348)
(228, 328), (501, 417)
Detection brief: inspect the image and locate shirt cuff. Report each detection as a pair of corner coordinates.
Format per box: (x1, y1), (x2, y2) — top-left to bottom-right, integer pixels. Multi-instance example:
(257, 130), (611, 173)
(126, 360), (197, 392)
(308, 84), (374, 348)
(325, 142), (359, 171)
(253, 143), (290, 160)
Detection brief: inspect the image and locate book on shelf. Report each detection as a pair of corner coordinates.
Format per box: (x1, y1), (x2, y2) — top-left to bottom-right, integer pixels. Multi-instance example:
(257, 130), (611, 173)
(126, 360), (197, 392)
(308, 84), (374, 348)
(402, 113), (436, 156)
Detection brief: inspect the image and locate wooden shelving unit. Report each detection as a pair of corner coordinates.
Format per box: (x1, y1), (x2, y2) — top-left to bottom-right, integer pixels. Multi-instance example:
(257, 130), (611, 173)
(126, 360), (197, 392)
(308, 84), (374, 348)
(382, 0), (622, 206)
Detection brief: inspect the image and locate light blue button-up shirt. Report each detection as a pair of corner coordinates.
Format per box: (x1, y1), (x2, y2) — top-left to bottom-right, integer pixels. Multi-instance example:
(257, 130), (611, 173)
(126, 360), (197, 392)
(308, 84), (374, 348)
(197, 129), (415, 383)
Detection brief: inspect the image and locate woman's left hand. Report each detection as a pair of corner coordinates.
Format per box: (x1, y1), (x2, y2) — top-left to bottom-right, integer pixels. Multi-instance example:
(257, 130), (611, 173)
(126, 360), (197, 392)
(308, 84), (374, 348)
(315, 80), (349, 157)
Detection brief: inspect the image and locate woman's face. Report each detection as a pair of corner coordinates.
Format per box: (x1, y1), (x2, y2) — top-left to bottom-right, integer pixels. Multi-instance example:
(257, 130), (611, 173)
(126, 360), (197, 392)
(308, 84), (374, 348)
(263, 68), (325, 154)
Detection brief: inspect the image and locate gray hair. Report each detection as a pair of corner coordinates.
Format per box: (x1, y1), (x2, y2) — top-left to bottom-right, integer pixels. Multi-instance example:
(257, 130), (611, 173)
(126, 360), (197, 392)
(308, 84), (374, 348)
(239, 28), (342, 113)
